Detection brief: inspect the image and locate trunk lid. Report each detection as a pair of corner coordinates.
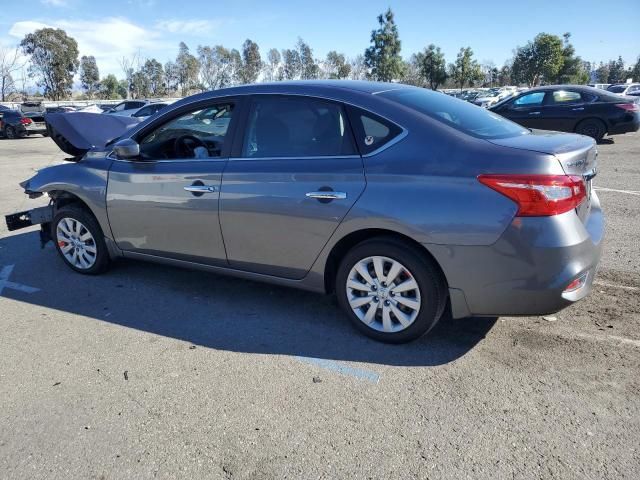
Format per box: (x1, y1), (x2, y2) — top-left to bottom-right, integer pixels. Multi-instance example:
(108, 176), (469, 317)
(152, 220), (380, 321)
(488, 130), (597, 222)
(45, 112), (140, 158)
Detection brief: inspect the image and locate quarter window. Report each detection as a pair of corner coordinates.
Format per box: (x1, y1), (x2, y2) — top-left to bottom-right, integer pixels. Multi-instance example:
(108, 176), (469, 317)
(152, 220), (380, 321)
(348, 106), (403, 155)
(242, 96), (356, 158)
(138, 103), (234, 160)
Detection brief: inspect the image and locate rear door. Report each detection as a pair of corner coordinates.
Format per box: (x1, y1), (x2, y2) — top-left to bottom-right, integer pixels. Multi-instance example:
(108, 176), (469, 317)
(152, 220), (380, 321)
(107, 99), (240, 265)
(540, 89), (593, 132)
(219, 95), (365, 279)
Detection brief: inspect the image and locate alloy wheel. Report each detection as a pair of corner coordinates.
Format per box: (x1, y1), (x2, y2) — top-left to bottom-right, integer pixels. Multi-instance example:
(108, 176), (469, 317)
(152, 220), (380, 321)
(56, 217), (98, 269)
(345, 255), (422, 333)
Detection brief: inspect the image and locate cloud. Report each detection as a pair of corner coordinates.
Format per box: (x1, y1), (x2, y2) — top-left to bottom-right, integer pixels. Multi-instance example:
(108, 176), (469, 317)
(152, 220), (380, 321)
(41, 0), (68, 6)
(154, 19), (221, 35)
(9, 17), (167, 76)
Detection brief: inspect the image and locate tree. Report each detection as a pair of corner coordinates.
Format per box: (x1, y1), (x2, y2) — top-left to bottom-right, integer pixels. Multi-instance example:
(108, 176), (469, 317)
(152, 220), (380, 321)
(297, 38), (319, 79)
(264, 48), (282, 81)
(594, 62), (610, 83)
(324, 51), (351, 79)
(349, 55), (367, 80)
(198, 45), (241, 90)
(238, 39), (262, 84)
(498, 64), (512, 86)
(450, 47), (483, 90)
(141, 58), (165, 96)
(631, 56), (640, 82)
(99, 74), (125, 99)
(281, 48), (301, 80)
(413, 44), (447, 89)
(176, 42), (200, 96)
(607, 56), (626, 83)
(555, 33), (588, 84)
(20, 28), (79, 100)
(364, 8), (404, 81)
(511, 33), (564, 86)
(0, 46), (21, 101)
(119, 53), (138, 99)
(79, 55), (100, 98)
(164, 61), (179, 94)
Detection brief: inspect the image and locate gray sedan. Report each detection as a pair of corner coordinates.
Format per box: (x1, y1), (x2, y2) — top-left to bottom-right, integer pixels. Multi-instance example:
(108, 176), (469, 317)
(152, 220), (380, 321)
(5, 81), (603, 343)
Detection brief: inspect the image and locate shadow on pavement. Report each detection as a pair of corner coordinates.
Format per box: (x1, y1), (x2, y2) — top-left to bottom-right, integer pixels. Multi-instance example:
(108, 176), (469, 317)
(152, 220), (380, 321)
(0, 231), (497, 367)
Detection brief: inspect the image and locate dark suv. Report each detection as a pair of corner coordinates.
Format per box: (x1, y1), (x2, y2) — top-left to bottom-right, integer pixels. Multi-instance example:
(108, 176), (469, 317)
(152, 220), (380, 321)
(0, 109), (48, 139)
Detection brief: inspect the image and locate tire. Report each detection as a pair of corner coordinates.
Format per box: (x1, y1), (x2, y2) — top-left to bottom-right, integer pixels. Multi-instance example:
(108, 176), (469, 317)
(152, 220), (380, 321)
(335, 238), (447, 343)
(575, 119), (606, 142)
(4, 126), (18, 139)
(52, 205), (110, 275)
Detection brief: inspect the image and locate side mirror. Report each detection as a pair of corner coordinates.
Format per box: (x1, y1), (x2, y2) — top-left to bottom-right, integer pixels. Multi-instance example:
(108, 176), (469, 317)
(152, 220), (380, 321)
(113, 138), (140, 159)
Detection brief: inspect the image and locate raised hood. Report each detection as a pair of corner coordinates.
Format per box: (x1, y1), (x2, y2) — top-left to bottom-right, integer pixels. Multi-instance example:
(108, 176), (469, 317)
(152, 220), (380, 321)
(45, 112), (140, 157)
(488, 130), (597, 176)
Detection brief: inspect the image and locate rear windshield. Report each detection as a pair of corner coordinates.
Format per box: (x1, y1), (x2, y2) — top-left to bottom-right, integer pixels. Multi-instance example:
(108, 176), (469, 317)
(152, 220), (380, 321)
(381, 88), (529, 139)
(607, 85), (626, 93)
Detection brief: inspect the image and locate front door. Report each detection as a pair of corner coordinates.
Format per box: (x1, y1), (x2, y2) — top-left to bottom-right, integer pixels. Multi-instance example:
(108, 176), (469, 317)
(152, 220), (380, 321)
(107, 101), (238, 265)
(220, 95), (366, 279)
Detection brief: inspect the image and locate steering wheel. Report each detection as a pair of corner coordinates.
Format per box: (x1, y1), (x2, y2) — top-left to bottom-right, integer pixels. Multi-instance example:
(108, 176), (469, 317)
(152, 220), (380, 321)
(174, 134), (208, 158)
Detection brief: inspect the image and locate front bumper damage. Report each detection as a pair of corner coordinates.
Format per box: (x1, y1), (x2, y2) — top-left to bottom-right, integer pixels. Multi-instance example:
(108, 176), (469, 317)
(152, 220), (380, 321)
(5, 205), (54, 248)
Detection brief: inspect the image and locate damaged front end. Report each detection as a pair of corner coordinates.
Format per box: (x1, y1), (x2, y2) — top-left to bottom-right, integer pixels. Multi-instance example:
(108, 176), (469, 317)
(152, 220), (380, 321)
(4, 111), (133, 247)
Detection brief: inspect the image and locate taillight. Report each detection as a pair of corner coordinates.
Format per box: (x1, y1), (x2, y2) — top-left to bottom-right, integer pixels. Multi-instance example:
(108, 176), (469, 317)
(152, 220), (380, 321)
(19, 117), (32, 125)
(615, 103), (640, 112)
(478, 174), (587, 216)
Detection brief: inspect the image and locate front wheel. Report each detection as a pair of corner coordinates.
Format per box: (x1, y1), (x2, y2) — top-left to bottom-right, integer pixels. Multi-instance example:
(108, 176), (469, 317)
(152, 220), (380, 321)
(336, 239), (447, 343)
(52, 206), (110, 274)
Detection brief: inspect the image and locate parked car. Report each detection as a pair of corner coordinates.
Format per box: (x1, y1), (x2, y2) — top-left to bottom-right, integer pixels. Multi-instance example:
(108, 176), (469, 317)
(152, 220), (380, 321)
(473, 89), (504, 108)
(5, 81), (603, 343)
(606, 83), (640, 96)
(105, 100), (149, 117)
(45, 106), (77, 114)
(130, 102), (170, 120)
(490, 85), (640, 141)
(0, 109), (47, 139)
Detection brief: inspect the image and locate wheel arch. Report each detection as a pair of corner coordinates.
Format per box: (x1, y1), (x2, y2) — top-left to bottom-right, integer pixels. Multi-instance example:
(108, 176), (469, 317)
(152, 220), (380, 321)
(323, 228), (449, 295)
(575, 116), (608, 134)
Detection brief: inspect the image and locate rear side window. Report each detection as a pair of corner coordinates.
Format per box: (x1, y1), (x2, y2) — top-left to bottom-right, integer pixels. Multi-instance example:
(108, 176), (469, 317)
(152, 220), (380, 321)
(381, 88), (528, 140)
(242, 96), (356, 158)
(551, 90), (582, 104)
(347, 106), (403, 155)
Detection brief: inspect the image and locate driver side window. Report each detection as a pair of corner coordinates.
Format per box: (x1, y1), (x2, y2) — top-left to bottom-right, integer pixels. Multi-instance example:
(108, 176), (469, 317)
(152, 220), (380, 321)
(139, 103), (234, 160)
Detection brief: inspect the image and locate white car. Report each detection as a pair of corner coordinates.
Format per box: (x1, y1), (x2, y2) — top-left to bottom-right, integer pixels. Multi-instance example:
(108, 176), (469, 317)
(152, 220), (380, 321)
(607, 83), (640, 96)
(105, 100), (149, 117)
(130, 102), (171, 120)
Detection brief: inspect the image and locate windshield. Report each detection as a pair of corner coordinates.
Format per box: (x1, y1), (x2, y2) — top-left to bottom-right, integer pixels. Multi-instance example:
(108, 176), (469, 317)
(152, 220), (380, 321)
(607, 85), (626, 93)
(381, 88), (529, 139)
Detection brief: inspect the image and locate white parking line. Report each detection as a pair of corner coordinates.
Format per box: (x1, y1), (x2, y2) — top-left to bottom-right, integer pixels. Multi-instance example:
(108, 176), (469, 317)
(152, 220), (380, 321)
(594, 187), (640, 196)
(0, 265), (40, 295)
(594, 281), (639, 292)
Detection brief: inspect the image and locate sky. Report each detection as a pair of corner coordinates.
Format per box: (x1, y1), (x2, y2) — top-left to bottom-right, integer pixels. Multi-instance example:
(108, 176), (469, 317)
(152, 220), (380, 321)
(1, 0), (638, 81)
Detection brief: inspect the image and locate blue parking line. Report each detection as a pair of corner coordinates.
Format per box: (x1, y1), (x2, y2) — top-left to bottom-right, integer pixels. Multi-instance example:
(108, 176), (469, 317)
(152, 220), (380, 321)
(295, 356), (380, 384)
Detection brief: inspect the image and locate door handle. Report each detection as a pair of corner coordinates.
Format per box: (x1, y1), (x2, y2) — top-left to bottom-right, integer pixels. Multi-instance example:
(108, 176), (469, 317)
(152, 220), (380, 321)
(528, 111), (541, 115)
(572, 107), (585, 111)
(306, 191), (347, 200)
(184, 185), (217, 194)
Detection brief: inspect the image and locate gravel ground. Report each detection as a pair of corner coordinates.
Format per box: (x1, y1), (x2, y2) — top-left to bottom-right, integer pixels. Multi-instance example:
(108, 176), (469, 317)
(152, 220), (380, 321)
(0, 133), (638, 480)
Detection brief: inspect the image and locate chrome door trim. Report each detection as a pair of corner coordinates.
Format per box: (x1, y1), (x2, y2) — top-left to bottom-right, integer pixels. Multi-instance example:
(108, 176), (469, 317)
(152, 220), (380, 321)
(305, 191), (347, 200)
(184, 185), (218, 193)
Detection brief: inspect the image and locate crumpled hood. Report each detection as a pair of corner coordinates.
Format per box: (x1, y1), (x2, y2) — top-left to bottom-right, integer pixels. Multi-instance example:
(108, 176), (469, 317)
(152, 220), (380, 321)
(45, 112), (140, 157)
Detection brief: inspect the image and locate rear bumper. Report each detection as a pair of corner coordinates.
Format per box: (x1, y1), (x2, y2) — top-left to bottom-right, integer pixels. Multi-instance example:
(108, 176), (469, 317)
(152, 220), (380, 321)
(608, 115), (640, 135)
(428, 191), (604, 318)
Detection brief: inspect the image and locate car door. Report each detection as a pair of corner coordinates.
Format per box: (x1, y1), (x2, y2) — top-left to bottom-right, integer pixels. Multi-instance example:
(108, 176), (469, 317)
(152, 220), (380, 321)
(106, 99), (241, 265)
(540, 89), (591, 132)
(495, 92), (548, 129)
(219, 95), (366, 279)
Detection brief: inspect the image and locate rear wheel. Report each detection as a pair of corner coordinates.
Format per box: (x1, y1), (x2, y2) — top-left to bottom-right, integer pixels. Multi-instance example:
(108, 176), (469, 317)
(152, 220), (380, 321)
(4, 126), (18, 139)
(336, 238), (447, 343)
(575, 119), (606, 141)
(52, 206), (110, 275)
